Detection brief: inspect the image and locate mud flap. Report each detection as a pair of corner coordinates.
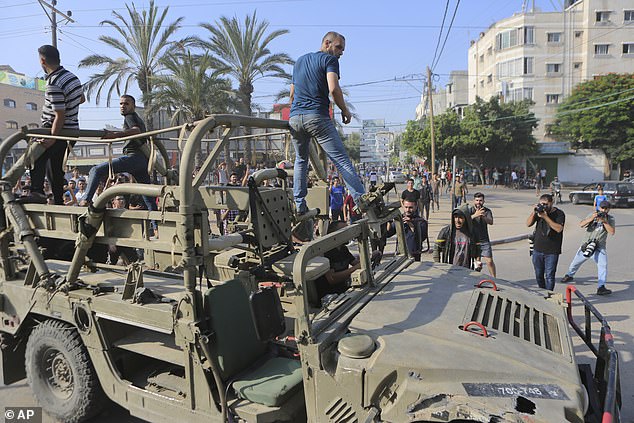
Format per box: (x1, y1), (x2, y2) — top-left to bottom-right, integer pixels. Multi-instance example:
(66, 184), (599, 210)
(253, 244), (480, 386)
(0, 333), (26, 385)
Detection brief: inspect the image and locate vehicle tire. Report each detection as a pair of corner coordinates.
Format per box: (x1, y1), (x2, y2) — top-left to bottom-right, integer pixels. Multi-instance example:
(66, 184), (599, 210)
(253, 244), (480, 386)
(25, 320), (105, 423)
(571, 194), (579, 204)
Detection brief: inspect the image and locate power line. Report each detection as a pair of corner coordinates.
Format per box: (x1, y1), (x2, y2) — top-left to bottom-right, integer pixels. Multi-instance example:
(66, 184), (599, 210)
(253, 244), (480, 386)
(430, 0), (451, 72)
(432, 0), (461, 71)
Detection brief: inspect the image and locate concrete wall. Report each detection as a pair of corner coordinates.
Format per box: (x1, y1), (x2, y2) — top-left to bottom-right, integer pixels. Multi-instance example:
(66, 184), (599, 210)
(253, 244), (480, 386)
(558, 148), (607, 183)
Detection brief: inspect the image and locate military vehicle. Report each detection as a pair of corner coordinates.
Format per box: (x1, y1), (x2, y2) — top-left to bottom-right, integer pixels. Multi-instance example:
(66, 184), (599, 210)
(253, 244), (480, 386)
(0, 116), (621, 422)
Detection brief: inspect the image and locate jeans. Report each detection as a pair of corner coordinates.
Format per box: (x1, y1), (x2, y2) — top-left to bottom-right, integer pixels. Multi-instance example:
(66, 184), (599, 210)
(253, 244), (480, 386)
(85, 154), (157, 211)
(565, 247), (608, 288)
(531, 250), (560, 290)
(290, 114), (364, 214)
(30, 140), (68, 205)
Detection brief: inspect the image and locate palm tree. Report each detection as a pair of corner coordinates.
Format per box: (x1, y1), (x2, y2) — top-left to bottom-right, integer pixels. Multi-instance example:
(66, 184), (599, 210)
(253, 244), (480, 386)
(199, 11), (294, 163)
(148, 51), (237, 167)
(78, 0), (191, 129)
(149, 52), (236, 124)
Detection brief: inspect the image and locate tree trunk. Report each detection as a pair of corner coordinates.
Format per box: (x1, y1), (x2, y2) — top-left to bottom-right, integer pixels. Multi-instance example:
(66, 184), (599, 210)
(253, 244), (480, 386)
(239, 83), (254, 164)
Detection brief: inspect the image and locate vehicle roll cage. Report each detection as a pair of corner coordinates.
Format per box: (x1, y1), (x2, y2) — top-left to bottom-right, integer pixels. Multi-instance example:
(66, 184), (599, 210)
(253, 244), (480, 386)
(0, 114), (406, 338)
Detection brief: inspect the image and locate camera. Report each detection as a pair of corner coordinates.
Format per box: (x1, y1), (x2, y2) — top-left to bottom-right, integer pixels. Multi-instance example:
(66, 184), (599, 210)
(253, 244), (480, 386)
(582, 241), (597, 257)
(528, 233), (535, 256)
(596, 211), (608, 219)
(534, 204), (546, 213)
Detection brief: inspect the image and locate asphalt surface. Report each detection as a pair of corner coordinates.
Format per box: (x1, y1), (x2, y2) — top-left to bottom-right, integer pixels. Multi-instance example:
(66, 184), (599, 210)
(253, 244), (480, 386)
(1, 184), (633, 422)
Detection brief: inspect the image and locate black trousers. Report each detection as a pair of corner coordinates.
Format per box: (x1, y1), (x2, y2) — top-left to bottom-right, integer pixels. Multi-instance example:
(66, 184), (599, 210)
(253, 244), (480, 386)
(30, 140), (68, 205)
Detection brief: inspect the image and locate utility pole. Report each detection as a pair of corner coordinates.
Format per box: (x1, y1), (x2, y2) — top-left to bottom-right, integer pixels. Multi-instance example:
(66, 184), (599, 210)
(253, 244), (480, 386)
(427, 66), (437, 176)
(38, 0), (74, 48)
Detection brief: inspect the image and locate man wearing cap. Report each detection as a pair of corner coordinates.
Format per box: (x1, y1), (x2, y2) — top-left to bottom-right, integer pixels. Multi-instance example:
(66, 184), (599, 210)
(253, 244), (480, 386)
(560, 200), (615, 295)
(433, 204), (478, 269)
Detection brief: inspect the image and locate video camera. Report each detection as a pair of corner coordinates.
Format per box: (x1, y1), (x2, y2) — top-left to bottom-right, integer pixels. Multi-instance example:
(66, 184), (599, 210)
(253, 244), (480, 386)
(534, 204), (547, 214)
(596, 211), (608, 219)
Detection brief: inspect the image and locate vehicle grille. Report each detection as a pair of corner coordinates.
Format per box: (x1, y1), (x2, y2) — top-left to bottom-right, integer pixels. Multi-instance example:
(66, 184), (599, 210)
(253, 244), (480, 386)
(325, 397), (358, 422)
(468, 291), (563, 354)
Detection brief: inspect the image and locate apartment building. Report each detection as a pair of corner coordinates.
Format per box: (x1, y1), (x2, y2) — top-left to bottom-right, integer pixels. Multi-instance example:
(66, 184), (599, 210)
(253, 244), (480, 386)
(468, 0), (634, 141)
(0, 66), (45, 167)
(415, 70), (468, 120)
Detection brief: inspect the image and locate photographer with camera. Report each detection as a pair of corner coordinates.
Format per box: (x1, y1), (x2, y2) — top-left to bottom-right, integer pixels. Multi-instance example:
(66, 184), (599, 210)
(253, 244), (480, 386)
(386, 199), (429, 261)
(560, 200), (615, 295)
(526, 193), (565, 291)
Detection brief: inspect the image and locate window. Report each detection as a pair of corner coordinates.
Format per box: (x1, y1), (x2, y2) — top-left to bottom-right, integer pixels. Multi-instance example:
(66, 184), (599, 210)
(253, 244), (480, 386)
(496, 57), (533, 77)
(480, 80), (484, 88)
(546, 94), (560, 104)
(596, 11), (611, 23)
(479, 54), (484, 63)
(487, 46), (493, 56)
(623, 43), (634, 54)
(575, 31), (583, 38)
(507, 87), (533, 102)
(595, 44), (610, 55)
(626, 10), (634, 22)
(487, 74), (493, 84)
(524, 57), (534, 74)
(524, 26), (535, 44)
(25, 102), (37, 111)
(447, 84), (453, 94)
(496, 26), (532, 50)
(574, 62), (582, 69)
(3, 98), (16, 108)
(27, 123), (38, 129)
(5, 121), (18, 129)
(546, 63), (562, 74)
(547, 32), (562, 43)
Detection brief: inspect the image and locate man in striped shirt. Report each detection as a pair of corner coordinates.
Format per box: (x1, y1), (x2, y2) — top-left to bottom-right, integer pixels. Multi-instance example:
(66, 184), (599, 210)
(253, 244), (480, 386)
(30, 45), (85, 205)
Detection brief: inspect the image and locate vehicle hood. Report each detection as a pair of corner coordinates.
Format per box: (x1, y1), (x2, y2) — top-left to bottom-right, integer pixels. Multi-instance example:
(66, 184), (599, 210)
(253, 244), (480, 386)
(339, 262), (587, 422)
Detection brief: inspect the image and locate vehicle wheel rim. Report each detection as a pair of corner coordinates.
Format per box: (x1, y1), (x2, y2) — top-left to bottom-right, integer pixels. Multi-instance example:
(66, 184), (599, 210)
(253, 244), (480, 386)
(42, 347), (74, 400)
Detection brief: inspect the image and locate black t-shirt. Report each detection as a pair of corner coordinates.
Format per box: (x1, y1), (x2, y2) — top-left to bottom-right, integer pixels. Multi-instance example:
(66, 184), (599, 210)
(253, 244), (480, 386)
(123, 112), (147, 156)
(401, 189), (420, 203)
(533, 208), (565, 254)
(469, 205), (492, 242)
(314, 246), (355, 301)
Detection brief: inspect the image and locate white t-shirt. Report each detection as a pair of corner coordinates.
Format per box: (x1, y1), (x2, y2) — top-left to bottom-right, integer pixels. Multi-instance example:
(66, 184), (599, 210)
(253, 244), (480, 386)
(369, 172), (378, 182)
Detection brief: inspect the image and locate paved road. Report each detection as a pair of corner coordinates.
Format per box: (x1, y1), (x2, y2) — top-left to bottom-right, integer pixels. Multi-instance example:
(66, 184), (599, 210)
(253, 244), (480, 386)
(1, 185), (632, 422)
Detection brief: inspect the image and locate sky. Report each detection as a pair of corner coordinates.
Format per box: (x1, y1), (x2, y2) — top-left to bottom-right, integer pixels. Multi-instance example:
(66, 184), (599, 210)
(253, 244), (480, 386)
(0, 0), (561, 132)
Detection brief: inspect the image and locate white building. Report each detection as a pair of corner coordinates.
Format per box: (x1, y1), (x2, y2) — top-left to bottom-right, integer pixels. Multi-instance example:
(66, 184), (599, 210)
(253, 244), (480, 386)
(466, 0), (634, 182)
(415, 71), (468, 120)
(468, 0), (634, 140)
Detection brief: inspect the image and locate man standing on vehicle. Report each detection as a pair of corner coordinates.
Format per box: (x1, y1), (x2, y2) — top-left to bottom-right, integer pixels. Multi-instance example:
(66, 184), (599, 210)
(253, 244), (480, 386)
(31, 45), (85, 205)
(289, 31), (365, 216)
(469, 193), (496, 277)
(82, 95), (157, 214)
(561, 200), (615, 295)
(526, 194), (565, 290)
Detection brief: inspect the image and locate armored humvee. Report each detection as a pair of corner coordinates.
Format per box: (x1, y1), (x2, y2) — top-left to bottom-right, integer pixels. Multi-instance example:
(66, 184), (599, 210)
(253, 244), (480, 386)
(0, 115), (621, 422)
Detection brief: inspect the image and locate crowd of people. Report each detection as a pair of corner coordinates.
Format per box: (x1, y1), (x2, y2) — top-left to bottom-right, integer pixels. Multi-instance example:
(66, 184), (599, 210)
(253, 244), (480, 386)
(11, 42), (617, 301)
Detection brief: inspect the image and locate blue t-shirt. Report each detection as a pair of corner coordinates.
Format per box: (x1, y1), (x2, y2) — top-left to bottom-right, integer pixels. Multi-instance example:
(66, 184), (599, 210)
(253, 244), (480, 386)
(594, 194), (607, 210)
(330, 185), (345, 210)
(290, 51), (340, 117)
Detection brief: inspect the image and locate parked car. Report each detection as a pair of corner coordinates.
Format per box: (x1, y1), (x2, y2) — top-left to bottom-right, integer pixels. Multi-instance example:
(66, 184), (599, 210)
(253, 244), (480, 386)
(387, 170), (407, 184)
(569, 181), (634, 207)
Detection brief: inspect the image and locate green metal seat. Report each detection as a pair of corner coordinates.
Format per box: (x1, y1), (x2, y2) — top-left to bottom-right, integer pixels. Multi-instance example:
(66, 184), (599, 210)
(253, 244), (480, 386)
(204, 279), (303, 407)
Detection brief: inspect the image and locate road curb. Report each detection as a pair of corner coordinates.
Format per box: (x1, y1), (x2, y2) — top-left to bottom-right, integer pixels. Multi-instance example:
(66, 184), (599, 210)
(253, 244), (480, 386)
(491, 233), (529, 246)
